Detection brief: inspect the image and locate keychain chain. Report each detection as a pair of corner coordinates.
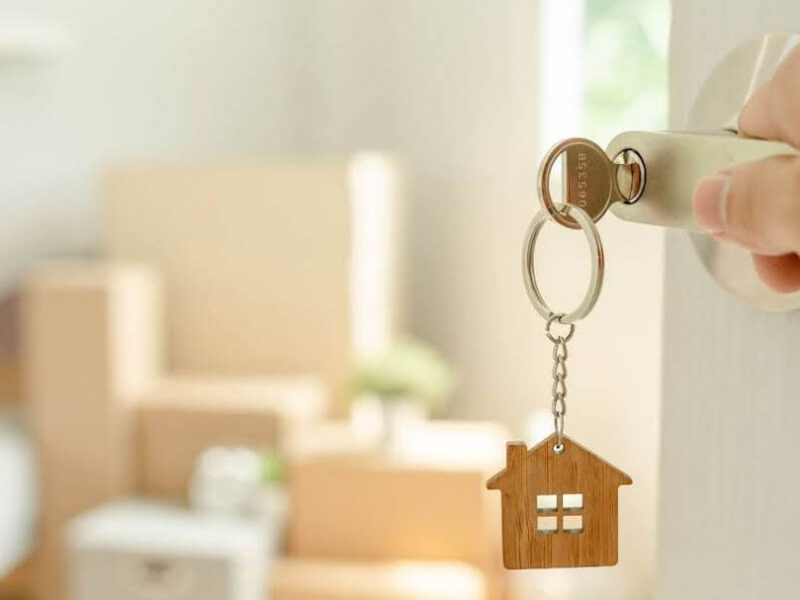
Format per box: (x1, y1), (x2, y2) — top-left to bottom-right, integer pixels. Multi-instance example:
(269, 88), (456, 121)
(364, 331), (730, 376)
(545, 313), (575, 454)
(486, 140), (632, 572)
(524, 161), (605, 455)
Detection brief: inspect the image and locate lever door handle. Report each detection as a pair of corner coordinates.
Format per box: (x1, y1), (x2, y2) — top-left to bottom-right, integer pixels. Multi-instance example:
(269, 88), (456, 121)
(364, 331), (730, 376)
(608, 130), (798, 231)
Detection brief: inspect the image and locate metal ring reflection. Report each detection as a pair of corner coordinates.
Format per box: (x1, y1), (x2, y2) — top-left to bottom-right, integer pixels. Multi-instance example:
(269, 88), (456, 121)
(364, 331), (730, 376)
(522, 205), (604, 324)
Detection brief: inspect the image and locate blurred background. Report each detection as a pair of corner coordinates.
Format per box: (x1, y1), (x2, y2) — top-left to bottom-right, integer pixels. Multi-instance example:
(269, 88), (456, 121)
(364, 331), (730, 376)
(0, 1), (668, 599)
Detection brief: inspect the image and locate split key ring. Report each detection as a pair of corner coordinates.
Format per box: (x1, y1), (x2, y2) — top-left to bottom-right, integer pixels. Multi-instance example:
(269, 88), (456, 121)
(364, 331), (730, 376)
(522, 204), (605, 324)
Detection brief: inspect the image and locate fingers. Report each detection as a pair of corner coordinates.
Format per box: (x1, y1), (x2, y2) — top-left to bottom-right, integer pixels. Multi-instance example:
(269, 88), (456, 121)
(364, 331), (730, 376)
(739, 45), (800, 149)
(693, 155), (800, 256)
(752, 254), (800, 293)
(701, 43), (800, 293)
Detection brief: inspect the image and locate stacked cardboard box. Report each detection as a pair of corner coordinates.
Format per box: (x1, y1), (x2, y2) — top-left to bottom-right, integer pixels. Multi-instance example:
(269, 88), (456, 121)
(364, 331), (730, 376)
(136, 375), (327, 499)
(23, 261), (164, 600)
(22, 261), (331, 600)
(278, 421), (508, 600)
(103, 156), (403, 412)
(287, 456), (497, 564)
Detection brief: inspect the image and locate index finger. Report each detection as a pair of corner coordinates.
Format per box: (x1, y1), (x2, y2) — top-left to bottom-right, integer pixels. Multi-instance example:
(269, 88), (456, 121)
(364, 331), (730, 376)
(738, 43), (800, 149)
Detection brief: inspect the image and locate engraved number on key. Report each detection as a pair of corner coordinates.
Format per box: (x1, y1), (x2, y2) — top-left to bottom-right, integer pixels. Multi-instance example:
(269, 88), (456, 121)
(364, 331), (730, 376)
(575, 151), (588, 208)
(538, 138), (643, 229)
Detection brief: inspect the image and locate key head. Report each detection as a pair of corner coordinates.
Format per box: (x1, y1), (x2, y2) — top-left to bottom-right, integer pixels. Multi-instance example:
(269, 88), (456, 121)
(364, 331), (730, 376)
(538, 138), (614, 229)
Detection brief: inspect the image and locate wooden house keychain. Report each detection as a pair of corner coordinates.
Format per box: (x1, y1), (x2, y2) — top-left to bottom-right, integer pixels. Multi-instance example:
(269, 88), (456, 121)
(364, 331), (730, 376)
(487, 139), (633, 569)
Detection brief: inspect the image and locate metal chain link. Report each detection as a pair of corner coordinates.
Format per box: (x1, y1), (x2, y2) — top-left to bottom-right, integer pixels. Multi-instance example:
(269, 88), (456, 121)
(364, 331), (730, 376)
(546, 314), (575, 453)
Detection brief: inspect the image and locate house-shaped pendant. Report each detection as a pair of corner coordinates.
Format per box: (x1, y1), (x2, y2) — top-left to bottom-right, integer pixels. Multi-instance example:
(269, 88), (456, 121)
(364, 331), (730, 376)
(486, 434), (632, 569)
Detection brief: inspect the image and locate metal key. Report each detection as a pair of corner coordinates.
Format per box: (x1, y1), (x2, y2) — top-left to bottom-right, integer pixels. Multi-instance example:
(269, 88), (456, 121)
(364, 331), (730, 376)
(538, 137), (644, 229)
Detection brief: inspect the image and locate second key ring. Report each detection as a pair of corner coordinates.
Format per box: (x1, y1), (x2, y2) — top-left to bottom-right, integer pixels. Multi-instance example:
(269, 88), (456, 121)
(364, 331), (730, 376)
(522, 204), (605, 324)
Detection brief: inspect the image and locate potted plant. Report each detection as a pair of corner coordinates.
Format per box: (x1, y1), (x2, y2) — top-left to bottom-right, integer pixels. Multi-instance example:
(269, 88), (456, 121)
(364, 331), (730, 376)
(351, 335), (455, 447)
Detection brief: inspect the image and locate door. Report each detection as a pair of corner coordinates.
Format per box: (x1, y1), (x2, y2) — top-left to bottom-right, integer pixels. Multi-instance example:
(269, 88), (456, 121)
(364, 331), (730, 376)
(662, 4), (800, 598)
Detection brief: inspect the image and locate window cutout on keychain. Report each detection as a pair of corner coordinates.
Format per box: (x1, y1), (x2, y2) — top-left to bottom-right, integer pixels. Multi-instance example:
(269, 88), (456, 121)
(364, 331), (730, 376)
(536, 494), (558, 512)
(563, 515), (583, 533)
(537, 516), (558, 534)
(562, 493), (583, 511)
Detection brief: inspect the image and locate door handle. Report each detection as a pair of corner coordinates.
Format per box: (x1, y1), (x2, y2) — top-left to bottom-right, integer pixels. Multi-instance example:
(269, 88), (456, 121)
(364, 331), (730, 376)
(608, 34), (799, 232)
(607, 130), (798, 231)
(544, 33), (800, 312)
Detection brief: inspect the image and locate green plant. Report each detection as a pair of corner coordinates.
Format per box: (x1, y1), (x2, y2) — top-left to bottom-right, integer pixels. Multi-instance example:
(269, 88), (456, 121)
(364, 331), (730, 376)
(352, 336), (455, 412)
(259, 450), (285, 484)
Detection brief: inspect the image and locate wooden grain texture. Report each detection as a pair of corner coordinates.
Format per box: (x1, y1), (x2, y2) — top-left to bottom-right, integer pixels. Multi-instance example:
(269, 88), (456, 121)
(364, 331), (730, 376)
(487, 434), (631, 569)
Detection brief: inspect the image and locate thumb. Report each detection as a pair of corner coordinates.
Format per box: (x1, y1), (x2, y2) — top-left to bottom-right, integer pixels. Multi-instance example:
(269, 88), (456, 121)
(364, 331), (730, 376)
(693, 155), (800, 256)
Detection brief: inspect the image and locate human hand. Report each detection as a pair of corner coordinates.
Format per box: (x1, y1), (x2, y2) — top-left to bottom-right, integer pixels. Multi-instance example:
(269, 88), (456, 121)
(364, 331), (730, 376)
(692, 44), (800, 293)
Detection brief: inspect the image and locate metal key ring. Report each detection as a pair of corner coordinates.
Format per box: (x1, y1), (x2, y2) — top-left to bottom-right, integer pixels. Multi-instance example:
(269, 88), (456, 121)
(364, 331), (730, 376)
(522, 204), (604, 324)
(537, 137), (610, 229)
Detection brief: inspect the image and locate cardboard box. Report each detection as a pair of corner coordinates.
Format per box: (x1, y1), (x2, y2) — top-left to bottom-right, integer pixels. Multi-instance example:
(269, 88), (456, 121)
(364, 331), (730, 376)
(285, 421), (507, 600)
(104, 156), (404, 411)
(286, 422), (508, 568)
(269, 557), (487, 600)
(24, 261), (163, 528)
(288, 456), (496, 565)
(23, 261), (163, 600)
(0, 292), (20, 402)
(137, 376), (328, 499)
(0, 555), (34, 598)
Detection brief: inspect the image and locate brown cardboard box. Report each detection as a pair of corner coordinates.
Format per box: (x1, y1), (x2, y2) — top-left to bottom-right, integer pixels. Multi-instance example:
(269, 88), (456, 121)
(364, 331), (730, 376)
(0, 554), (34, 598)
(104, 157), (403, 411)
(23, 261), (163, 600)
(137, 376), (328, 499)
(288, 456), (497, 566)
(0, 293), (21, 403)
(269, 557), (487, 600)
(285, 420), (508, 600)
(24, 261), (163, 529)
(287, 421), (507, 566)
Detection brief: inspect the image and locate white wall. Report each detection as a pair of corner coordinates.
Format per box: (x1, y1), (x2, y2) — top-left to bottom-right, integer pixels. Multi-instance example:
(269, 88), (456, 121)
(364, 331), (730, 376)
(0, 0), (307, 284)
(273, 1), (544, 430)
(663, 7), (800, 599)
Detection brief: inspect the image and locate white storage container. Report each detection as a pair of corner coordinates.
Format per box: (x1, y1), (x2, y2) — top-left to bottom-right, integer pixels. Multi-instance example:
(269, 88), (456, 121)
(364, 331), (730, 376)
(67, 501), (265, 600)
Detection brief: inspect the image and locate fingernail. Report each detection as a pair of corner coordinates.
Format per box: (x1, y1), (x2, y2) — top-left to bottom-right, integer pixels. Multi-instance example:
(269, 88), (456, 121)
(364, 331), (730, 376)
(693, 174), (731, 234)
